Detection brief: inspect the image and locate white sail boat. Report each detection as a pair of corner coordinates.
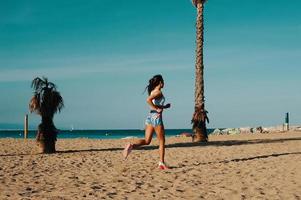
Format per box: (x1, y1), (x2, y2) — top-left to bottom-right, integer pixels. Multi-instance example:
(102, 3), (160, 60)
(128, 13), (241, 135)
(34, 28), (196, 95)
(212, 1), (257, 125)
(70, 124), (74, 132)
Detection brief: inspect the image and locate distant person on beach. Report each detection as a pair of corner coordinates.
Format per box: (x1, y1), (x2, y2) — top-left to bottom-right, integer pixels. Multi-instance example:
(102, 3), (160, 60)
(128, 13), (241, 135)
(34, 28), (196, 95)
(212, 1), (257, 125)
(123, 74), (171, 170)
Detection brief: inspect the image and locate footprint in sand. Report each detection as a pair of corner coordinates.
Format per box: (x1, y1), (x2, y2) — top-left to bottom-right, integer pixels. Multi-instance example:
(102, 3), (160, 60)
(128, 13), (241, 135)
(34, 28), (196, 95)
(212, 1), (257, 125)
(90, 185), (103, 190)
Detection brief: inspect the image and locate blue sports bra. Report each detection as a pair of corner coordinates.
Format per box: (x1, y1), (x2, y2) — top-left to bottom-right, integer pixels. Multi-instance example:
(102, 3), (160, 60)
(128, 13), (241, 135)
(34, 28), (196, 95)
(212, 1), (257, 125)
(152, 95), (165, 107)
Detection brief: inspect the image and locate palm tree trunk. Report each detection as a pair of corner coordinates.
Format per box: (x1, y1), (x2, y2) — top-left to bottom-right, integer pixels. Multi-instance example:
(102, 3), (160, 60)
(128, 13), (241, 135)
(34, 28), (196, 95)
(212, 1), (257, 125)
(192, 2), (208, 142)
(37, 139), (56, 154)
(37, 118), (57, 154)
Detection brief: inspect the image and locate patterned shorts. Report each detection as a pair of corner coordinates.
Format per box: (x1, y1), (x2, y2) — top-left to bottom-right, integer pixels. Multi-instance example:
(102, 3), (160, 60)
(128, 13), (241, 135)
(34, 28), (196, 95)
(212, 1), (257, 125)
(145, 111), (163, 127)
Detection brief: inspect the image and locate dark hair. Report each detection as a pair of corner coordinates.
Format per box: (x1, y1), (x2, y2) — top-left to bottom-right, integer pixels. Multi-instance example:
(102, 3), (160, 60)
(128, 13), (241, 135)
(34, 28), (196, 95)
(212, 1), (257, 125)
(145, 74), (164, 95)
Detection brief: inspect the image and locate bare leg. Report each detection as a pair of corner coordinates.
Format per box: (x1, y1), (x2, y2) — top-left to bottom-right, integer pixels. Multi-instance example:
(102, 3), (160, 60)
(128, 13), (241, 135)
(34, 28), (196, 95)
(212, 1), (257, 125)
(132, 125), (154, 148)
(154, 125), (165, 163)
(123, 125), (154, 159)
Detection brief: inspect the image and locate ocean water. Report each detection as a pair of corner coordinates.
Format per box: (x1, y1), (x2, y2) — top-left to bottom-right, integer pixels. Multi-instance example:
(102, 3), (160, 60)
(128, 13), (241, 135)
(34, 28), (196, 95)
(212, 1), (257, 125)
(0, 129), (215, 140)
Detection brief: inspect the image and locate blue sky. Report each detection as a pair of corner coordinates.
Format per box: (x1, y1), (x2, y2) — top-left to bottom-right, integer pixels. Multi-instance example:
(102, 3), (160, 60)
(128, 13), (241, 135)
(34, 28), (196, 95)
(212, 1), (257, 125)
(0, 0), (300, 129)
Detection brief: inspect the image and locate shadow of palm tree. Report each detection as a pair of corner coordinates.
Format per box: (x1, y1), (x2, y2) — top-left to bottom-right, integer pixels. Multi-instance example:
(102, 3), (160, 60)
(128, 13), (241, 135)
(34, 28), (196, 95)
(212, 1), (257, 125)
(169, 136), (301, 148)
(184, 151), (301, 167)
(136, 136), (301, 150)
(0, 136), (300, 157)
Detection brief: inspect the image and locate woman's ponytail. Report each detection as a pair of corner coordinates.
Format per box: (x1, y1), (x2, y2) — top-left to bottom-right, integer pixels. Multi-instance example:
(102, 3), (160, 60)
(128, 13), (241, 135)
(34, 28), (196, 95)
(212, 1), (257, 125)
(145, 74), (163, 95)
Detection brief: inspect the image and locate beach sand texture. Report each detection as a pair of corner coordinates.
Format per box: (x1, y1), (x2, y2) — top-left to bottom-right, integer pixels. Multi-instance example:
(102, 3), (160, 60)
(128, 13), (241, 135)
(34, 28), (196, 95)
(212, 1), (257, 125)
(0, 131), (300, 200)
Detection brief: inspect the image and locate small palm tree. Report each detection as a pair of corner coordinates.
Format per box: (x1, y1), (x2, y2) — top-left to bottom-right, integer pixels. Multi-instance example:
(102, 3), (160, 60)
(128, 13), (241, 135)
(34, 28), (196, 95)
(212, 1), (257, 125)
(29, 77), (64, 153)
(191, 0), (209, 142)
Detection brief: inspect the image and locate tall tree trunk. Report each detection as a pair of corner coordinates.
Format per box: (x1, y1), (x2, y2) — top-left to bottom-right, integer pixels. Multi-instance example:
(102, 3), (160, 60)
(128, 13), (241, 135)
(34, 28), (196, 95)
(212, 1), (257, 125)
(36, 117), (57, 153)
(192, 2), (209, 142)
(37, 139), (56, 154)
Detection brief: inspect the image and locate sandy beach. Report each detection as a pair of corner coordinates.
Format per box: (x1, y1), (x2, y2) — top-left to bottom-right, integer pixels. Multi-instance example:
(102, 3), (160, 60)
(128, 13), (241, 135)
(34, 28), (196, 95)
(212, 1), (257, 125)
(0, 131), (300, 200)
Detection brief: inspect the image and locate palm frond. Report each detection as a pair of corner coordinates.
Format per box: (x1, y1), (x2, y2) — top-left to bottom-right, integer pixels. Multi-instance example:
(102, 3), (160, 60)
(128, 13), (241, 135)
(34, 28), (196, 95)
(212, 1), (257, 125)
(29, 95), (41, 114)
(48, 82), (56, 90)
(50, 90), (64, 114)
(42, 76), (48, 85)
(42, 76), (56, 90)
(30, 76), (64, 116)
(31, 77), (45, 92)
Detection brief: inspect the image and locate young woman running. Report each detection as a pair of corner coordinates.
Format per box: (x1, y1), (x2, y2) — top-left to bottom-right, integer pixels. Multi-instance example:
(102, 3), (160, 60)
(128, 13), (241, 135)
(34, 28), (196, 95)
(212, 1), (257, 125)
(123, 74), (171, 170)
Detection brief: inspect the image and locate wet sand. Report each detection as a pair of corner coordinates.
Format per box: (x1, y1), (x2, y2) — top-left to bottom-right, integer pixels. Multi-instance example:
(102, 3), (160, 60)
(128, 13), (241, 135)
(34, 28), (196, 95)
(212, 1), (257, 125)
(0, 131), (300, 199)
